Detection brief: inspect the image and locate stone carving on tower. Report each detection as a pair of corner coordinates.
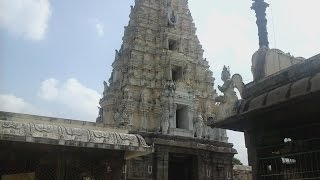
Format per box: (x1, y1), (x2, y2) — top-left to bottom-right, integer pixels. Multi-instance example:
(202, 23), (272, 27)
(98, 0), (228, 142)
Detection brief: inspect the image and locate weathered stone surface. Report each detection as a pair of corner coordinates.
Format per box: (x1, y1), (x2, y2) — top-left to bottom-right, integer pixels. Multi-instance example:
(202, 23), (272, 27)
(244, 54), (320, 99)
(95, 1), (236, 179)
(290, 77), (309, 98)
(266, 84), (290, 106)
(249, 94), (267, 111)
(311, 73), (320, 92)
(99, 0), (227, 142)
(0, 116), (151, 152)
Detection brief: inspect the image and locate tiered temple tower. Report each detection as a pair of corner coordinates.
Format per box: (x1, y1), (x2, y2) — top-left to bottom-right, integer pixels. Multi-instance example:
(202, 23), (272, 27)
(99, 0), (227, 142)
(98, 1), (236, 179)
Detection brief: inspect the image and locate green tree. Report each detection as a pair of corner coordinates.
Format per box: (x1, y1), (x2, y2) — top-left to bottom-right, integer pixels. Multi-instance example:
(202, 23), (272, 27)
(232, 157), (243, 165)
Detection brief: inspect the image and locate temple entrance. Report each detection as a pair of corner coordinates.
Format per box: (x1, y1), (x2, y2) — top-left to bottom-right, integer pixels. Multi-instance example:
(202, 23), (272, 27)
(168, 153), (196, 180)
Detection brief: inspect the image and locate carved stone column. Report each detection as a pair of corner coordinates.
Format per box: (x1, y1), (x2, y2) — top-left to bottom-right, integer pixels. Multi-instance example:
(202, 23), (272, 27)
(188, 105), (194, 131)
(169, 98), (176, 129)
(156, 151), (169, 180)
(251, 0), (269, 48)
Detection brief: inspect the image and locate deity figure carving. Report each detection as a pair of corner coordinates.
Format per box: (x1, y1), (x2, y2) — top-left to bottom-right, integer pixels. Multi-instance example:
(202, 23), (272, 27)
(114, 104), (129, 126)
(167, 2), (178, 26)
(216, 66), (244, 120)
(164, 80), (176, 97)
(125, 88), (133, 101)
(140, 88), (151, 130)
(160, 108), (170, 134)
(141, 88), (150, 103)
(194, 114), (204, 138)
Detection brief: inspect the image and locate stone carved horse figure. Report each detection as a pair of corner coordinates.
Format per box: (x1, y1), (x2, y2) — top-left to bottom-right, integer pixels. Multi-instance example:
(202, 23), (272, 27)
(216, 66), (244, 121)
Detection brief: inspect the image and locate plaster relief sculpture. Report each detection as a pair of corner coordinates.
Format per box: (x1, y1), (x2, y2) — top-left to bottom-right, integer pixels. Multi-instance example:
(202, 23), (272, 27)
(167, 2), (178, 26)
(160, 108), (170, 134)
(0, 120), (149, 148)
(1, 121), (27, 136)
(194, 114), (204, 138)
(216, 66), (244, 120)
(164, 80), (176, 97)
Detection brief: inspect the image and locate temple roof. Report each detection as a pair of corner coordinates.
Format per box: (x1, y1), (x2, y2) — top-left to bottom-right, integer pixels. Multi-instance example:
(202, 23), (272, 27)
(214, 54), (320, 131)
(0, 111), (153, 159)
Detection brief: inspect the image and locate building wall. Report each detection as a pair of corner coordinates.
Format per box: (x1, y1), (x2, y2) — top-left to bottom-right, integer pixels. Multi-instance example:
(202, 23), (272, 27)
(125, 133), (236, 180)
(233, 165), (252, 180)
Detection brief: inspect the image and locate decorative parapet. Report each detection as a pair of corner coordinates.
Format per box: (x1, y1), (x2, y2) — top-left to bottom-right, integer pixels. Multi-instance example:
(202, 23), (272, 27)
(137, 132), (237, 154)
(0, 113), (153, 157)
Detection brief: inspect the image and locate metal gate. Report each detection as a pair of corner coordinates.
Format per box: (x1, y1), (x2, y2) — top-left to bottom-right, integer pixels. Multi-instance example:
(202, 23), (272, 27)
(257, 138), (320, 180)
(0, 142), (124, 180)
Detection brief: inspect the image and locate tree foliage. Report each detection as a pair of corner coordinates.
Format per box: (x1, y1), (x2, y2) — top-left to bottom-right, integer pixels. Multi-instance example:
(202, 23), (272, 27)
(232, 157), (243, 165)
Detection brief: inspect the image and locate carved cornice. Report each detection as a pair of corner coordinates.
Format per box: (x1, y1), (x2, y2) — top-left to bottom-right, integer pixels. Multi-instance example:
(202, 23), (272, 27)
(0, 120), (152, 153)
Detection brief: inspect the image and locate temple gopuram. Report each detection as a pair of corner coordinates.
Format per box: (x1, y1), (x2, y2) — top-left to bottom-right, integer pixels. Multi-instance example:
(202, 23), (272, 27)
(99, 0), (236, 179)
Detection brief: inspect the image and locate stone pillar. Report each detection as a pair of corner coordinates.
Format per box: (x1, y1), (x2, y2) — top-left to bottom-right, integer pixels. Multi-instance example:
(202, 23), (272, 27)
(245, 130), (258, 180)
(197, 154), (206, 180)
(188, 106), (194, 131)
(156, 151), (169, 180)
(251, 0), (269, 48)
(56, 153), (65, 180)
(169, 101), (176, 128)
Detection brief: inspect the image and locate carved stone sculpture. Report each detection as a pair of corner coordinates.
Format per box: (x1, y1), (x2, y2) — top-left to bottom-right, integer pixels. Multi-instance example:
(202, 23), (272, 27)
(160, 108), (170, 134)
(0, 120), (149, 148)
(167, 2), (178, 26)
(216, 66), (244, 120)
(194, 114), (204, 138)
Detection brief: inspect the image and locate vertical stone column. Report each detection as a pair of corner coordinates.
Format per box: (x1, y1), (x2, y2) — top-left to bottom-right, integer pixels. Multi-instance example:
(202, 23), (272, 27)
(156, 151), (169, 180)
(197, 154), (206, 180)
(245, 130), (258, 180)
(56, 152), (65, 180)
(188, 106), (194, 131)
(251, 0), (269, 48)
(169, 99), (176, 128)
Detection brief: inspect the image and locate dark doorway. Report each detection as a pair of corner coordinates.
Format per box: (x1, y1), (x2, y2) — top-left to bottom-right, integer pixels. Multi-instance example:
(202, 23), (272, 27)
(176, 104), (189, 130)
(172, 66), (183, 82)
(169, 153), (196, 180)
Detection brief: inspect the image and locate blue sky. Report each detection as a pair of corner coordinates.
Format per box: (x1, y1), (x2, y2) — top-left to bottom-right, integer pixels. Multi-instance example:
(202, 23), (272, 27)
(1, 0), (319, 165)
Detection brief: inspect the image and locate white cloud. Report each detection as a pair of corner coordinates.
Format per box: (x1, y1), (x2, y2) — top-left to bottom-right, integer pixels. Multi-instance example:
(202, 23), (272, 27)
(89, 18), (104, 37)
(0, 0), (51, 41)
(38, 78), (101, 121)
(0, 94), (40, 114)
(95, 22), (104, 37)
(38, 78), (59, 100)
